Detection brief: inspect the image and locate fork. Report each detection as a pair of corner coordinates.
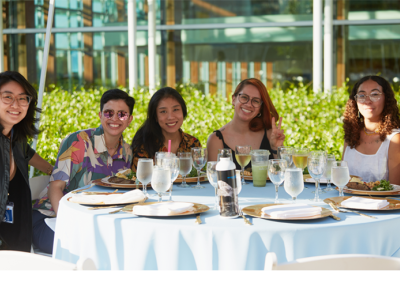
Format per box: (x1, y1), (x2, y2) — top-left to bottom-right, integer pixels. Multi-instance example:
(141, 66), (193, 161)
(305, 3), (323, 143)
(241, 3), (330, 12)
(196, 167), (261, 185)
(329, 203), (376, 219)
(239, 209), (252, 225)
(71, 183), (96, 194)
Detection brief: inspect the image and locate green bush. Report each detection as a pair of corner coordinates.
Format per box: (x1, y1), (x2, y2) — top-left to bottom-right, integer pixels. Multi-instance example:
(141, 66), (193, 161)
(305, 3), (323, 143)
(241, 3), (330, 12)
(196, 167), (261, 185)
(32, 82), (400, 176)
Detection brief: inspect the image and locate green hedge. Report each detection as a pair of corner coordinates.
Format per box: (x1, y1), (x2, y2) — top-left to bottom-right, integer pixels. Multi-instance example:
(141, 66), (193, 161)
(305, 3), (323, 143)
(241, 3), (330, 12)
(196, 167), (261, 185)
(33, 83), (400, 175)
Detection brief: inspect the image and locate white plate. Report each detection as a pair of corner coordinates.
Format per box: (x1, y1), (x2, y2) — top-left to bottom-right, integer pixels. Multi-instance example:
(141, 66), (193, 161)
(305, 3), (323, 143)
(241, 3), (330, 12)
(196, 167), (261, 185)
(100, 176), (137, 187)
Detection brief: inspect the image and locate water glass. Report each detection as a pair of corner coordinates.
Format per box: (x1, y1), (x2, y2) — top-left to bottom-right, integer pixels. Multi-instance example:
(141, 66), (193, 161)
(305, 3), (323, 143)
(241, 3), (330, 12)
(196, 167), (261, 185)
(207, 161), (218, 210)
(250, 149), (270, 187)
(136, 158), (153, 197)
(284, 168), (304, 202)
(151, 165), (171, 202)
(191, 147), (208, 189)
(160, 157), (180, 201)
(235, 145), (252, 186)
(267, 159), (287, 203)
(323, 154), (336, 192)
(307, 151), (327, 202)
(331, 161), (350, 197)
(177, 152), (193, 188)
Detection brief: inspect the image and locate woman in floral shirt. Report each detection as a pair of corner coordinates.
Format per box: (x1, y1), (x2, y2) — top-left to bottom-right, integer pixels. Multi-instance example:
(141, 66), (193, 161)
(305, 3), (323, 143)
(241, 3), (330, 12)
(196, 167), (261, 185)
(32, 89), (134, 254)
(131, 87), (201, 171)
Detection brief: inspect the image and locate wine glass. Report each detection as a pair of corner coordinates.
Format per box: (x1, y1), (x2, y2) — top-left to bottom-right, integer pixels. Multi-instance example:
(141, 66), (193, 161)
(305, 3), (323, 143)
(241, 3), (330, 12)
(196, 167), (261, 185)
(284, 168), (304, 202)
(278, 147), (294, 168)
(331, 161), (350, 197)
(207, 161), (218, 210)
(191, 147), (207, 189)
(235, 145), (252, 186)
(307, 151), (327, 202)
(323, 154), (336, 192)
(151, 165), (171, 202)
(267, 159), (287, 203)
(136, 158), (153, 198)
(160, 156), (180, 201)
(292, 148), (309, 171)
(177, 152), (193, 188)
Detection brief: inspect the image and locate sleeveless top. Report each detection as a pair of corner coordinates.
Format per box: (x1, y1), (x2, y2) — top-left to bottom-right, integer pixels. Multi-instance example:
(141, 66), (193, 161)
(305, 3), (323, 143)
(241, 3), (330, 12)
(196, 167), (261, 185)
(343, 129), (400, 183)
(214, 129), (274, 170)
(0, 167), (32, 252)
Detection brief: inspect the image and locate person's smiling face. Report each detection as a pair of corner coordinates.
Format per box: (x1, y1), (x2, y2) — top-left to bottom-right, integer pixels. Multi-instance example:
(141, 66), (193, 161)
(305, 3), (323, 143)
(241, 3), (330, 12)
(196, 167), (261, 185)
(156, 97), (184, 136)
(99, 99), (133, 138)
(232, 84), (262, 121)
(0, 81), (30, 132)
(356, 79), (385, 122)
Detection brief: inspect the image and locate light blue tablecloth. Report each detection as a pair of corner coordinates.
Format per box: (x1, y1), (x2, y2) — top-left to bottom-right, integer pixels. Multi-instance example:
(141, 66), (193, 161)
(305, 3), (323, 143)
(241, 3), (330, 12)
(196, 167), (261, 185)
(53, 180), (400, 270)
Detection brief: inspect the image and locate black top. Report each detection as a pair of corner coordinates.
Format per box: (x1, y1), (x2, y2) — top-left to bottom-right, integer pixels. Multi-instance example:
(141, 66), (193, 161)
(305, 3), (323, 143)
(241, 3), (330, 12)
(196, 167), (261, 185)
(214, 129), (274, 170)
(0, 167), (32, 252)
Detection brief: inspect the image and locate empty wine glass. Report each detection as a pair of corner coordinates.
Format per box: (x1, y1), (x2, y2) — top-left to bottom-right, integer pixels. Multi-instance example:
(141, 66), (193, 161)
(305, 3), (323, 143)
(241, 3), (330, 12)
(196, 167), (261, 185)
(331, 161), (350, 197)
(267, 159), (287, 203)
(160, 156), (180, 201)
(207, 161), (218, 210)
(151, 165), (171, 202)
(178, 152), (193, 188)
(191, 147), (207, 189)
(136, 158), (153, 198)
(307, 151), (327, 202)
(323, 154), (336, 192)
(284, 168), (304, 202)
(235, 145), (252, 186)
(278, 147), (294, 168)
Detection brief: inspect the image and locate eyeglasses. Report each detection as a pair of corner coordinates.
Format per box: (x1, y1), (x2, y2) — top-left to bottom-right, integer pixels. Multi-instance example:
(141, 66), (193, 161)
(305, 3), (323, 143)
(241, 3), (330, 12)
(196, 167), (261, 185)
(237, 93), (263, 108)
(355, 92), (382, 104)
(1, 92), (32, 107)
(102, 109), (130, 121)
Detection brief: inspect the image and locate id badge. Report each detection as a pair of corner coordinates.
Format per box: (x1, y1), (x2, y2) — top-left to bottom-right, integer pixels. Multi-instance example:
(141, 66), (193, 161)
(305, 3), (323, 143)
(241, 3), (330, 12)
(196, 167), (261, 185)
(3, 202), (14, 224)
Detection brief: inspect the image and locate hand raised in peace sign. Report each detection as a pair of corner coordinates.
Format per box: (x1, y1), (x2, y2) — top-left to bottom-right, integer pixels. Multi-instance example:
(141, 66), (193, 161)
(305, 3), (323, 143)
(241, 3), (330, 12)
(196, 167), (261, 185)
(269, 116), (285, 150)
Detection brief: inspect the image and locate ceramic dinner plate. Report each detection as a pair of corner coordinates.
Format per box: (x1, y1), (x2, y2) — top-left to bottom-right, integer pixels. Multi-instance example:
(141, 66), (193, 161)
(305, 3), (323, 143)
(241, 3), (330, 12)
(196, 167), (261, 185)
(303, 174), (361, 184)
(338, 184), (400, 196)
(121, 201), (209, 217)
(242, 203), (332, 220)
(324, 196), (400, 211)
(92, 177), (142, 189)
(67, 191), (147, 206)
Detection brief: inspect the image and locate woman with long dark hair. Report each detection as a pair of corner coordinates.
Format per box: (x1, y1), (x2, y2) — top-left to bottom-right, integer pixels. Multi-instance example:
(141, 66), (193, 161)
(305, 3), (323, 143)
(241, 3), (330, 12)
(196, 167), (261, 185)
(342, 75), (400, 184)
(207, 78), (285, 169)
(0, 71), (53, 251)
(131, 87), (201, 171)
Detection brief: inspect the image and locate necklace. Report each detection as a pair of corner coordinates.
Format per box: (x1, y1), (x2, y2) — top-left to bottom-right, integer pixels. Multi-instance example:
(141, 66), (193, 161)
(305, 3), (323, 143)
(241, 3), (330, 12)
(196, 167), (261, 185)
(364, 127), (378, 135)
(102, 135), (120, 150)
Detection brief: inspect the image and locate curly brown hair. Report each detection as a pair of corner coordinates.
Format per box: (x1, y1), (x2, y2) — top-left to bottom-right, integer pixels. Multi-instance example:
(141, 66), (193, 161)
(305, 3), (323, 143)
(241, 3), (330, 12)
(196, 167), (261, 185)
(343, 75), (400, 148)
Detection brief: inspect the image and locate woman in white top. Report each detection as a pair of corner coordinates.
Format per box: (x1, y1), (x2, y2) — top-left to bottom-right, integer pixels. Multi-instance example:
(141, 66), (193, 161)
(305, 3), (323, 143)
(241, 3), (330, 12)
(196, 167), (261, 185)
(342, 75), (400, 184)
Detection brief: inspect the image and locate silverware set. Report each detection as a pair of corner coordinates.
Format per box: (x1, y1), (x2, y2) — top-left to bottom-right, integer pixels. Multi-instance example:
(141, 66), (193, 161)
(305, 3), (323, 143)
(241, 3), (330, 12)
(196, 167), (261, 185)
(329, 202), (376, 219)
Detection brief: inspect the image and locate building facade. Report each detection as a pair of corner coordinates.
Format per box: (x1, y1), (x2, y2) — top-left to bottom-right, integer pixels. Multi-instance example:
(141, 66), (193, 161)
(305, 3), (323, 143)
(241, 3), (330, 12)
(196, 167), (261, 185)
(2, 0), (400, 96)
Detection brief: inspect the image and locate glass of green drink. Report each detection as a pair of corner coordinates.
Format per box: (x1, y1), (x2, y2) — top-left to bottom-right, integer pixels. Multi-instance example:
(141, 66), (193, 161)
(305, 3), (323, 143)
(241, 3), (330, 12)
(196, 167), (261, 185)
(250, 150), (270, 187)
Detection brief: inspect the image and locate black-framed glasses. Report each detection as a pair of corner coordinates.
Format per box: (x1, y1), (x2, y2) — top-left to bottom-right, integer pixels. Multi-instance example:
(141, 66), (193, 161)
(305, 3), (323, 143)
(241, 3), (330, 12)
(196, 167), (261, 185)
(237, 93), (263, 108)
(355, 92), (382, 104)
(1, 92), (32, 106)
(102, 109), (130, 121)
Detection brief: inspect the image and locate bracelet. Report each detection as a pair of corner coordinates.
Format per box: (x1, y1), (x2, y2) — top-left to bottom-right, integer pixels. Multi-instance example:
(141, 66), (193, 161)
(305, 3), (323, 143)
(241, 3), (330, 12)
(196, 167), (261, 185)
(47, 167), (53, 175)
(270, 149), (277, 155)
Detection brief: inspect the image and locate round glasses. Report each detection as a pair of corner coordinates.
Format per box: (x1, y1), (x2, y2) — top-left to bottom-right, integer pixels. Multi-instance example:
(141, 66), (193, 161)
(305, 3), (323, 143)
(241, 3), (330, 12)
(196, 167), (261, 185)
(102, 109), (130, 121)
(237, 93), (263, 108)
(1, 93), (32, 107)
(355, 92), (382, 104)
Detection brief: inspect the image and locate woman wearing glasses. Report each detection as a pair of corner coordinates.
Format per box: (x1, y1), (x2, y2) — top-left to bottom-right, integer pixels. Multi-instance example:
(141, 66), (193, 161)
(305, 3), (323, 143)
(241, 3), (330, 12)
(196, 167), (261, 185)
(343, 75), (400, 184)
(32, 89), (134, 253)
(0, 71), (53, 251)
(207, 78), (285, 169)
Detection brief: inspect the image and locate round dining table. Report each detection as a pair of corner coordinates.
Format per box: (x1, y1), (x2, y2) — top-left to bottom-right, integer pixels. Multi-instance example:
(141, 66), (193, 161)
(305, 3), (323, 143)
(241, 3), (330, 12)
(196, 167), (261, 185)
(52, 179), (400, 270)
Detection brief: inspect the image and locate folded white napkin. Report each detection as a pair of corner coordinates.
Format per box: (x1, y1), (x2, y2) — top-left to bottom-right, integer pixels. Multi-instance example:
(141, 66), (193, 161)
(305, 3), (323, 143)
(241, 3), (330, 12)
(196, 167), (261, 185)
(305, 178), (329, 183)
(132, 202), (194, 216)
(68, 189), (145, 204)
(261, 204), (322, 219)
(341, 197), (389, 209)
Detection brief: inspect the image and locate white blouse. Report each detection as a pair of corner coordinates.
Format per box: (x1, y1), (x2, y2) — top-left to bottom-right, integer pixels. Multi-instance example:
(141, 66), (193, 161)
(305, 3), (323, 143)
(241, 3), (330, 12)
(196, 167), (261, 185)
(343, 129), (400, 183)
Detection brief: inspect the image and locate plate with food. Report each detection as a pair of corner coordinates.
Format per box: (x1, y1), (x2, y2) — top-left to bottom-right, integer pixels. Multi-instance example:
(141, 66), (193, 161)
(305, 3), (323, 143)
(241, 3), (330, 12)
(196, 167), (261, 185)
(121, 201), (209, 217)
(324, 196), (400, 211)
(242, 203), (332, 221)
(303, 174), (361, 184)
(67, 190), (147, 206)
(93, 169), (140, 188)
(174, 167), (207, 183)
(340, 178), (400, 196)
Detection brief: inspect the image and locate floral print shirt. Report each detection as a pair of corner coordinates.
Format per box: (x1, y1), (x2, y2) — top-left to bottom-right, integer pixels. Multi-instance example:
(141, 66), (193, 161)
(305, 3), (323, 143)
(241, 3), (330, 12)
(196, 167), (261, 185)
(33, 125), (133, 216)
(131, 129), (201, 172)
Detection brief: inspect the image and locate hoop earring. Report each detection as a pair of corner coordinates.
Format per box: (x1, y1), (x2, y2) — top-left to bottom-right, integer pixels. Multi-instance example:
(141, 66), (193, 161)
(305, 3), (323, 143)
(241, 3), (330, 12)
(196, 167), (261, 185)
(257, 113), (261, 118)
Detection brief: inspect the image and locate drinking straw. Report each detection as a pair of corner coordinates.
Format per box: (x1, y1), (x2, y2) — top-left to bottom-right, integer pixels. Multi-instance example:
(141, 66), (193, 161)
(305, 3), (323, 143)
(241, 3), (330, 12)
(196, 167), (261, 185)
(168, 140), (171, 153)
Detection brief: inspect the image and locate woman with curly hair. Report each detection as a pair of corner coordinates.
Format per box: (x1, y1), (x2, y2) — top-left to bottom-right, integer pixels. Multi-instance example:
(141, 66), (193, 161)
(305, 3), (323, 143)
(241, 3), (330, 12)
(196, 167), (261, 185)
(342, 75), (400, 184)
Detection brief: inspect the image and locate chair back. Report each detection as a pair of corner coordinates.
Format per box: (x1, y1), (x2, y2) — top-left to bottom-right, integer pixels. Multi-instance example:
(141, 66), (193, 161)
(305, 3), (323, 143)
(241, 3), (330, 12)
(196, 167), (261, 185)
(265, 252), (400, 270)
(29, 175), (50, 200)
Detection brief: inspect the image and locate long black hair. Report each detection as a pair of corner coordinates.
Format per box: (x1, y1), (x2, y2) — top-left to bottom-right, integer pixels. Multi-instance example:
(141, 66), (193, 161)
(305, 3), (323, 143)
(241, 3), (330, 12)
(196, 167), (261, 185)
(0, 71), (41, 142)
(131, 87), (187, 158)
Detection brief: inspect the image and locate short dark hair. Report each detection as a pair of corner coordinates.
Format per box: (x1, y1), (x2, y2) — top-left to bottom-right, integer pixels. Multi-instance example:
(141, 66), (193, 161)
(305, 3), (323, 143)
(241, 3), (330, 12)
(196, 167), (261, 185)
(0, 71), (41, 142)
(100, 89), (135, 115)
